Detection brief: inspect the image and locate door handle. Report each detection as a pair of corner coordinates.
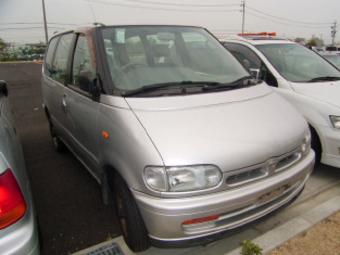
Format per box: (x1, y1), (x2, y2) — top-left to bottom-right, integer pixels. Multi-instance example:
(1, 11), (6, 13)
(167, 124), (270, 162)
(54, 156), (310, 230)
(61, 95), (67, 113)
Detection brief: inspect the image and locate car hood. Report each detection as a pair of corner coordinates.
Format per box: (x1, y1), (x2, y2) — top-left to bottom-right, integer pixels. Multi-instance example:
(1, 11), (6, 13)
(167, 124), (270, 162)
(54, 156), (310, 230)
(291, 80), (340, 108)
(126, 84), (307, 172)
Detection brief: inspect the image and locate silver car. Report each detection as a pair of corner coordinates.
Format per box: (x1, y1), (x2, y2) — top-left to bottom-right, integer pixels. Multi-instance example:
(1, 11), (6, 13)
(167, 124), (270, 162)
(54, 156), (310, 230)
(41, 25), (314, 252)
(0, 80), (40, 255)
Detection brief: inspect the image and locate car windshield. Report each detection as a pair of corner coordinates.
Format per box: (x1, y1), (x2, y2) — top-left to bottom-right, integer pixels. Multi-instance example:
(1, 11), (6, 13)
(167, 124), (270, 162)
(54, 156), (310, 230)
(101, 26), (249, 93)
(256, 43), (340, 83)
(323, 55), (340, 69)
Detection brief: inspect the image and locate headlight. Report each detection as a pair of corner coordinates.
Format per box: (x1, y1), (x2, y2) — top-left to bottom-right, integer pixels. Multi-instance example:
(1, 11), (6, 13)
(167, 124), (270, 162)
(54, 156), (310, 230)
(301, 131), (311, 156)
(143, 167), (167, 192)
(330, 115), (340, 129)
(144, 165), (222, 192)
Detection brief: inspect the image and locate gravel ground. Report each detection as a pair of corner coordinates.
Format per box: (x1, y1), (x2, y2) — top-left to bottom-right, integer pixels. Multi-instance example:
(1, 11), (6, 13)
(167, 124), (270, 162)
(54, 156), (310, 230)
(270, 210), (340, 255)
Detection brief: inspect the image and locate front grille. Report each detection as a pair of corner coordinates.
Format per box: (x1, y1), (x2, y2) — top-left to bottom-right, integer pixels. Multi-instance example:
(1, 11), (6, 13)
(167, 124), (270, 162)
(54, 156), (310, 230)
(225, 147), (303, 188)
(226, 167), (267, 186)
(275, 151), (301, 172)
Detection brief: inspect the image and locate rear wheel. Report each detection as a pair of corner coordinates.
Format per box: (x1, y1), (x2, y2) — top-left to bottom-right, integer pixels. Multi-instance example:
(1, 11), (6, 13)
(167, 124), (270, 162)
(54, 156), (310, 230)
(111, 174), (150, 252)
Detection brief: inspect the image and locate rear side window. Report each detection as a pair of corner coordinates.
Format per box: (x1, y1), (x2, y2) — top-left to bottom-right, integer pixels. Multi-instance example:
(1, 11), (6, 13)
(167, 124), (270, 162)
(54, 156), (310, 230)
(44, 37), (59, 77)
(71, 35), (96, 93)
(51, 33), (74, 84)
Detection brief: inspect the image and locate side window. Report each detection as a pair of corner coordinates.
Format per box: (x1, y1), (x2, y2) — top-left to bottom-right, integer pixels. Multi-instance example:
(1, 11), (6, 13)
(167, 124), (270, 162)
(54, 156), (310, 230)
(44, 37), (59, 77)
(51, 33), (74, 84)
(71, 35), (96, 93)
(224, 43), (261, 70)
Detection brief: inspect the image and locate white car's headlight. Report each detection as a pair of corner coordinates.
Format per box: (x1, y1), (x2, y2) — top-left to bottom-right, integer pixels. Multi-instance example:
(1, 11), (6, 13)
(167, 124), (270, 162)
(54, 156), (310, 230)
(330, 115), (340, 129)
(301, 131), (311, 156)
(144, 165), (222, 192)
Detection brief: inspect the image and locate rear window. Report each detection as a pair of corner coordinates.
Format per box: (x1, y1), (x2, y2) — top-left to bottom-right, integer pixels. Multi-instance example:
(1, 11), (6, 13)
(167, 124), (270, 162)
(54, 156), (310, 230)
(51, 33), (74, 84)
(44, 37), (59, 77)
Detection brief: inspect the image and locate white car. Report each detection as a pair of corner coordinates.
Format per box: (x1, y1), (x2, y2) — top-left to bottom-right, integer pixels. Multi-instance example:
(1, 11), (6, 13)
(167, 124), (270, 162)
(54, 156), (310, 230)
(222, 37), (340, 168)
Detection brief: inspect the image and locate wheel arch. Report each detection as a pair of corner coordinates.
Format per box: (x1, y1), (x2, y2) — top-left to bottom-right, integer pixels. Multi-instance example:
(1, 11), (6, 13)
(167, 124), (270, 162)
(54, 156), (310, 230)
(101, 164), (129, 205)
(308, 123), (322, 163)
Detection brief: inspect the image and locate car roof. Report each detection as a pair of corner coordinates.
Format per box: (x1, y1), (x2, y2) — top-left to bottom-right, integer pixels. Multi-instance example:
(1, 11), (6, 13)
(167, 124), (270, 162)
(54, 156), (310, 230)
(49, 24), (206, 42)
(221, 36), (296, 46)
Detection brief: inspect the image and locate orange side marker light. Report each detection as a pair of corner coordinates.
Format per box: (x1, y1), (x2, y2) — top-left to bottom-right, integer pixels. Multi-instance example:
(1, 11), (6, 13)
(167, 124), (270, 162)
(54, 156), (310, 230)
(101, 131), (110, 140)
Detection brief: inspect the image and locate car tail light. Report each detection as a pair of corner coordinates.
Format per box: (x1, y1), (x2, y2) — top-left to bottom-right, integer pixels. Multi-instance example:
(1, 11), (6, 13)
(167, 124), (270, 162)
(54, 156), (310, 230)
(0, 169), (27, 229)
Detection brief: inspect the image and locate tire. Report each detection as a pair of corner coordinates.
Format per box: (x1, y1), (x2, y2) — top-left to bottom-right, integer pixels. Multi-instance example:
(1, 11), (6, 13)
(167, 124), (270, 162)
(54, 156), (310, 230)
(111, 174), (150, 252)
(49, 122), (67, 153)
(310, 126), (321, 164)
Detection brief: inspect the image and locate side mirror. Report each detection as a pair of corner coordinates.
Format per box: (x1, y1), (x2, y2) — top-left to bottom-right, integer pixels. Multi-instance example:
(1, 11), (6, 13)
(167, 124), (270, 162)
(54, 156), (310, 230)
(78, 71), (101, 101)
(0, 80), (8, 97)
(249, 68), (261, 80)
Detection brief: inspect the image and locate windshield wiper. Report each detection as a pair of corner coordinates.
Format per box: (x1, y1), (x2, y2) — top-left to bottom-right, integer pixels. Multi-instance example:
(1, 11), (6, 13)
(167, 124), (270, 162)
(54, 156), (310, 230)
(123, 77), (256, 97)
(123, 81), (225, 97)
(202, 76), (255, 91)
(308, 76), (340, 82)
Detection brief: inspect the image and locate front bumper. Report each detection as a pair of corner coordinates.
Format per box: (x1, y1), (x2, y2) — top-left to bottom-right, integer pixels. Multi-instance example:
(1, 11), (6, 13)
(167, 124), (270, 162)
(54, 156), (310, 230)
(319, 125), (340, 168)
(133, 150), (314, 243)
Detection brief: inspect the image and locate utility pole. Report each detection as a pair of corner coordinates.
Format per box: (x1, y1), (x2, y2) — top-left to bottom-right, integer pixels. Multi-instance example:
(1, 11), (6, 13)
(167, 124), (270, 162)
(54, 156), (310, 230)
(41, 0), (49, 45)
(241, 0), (246, 33)
(331, 21), (337, 46)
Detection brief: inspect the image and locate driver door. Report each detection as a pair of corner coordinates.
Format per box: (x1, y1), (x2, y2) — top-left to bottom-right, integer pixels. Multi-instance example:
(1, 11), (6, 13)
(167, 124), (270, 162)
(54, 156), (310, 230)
(63, 33), (101, 178)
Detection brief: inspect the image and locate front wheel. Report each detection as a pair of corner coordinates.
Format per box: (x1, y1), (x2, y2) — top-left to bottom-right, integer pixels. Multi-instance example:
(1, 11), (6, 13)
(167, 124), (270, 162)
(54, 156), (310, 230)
(112, 174), (150, 252)
(49, 122), (67, 153)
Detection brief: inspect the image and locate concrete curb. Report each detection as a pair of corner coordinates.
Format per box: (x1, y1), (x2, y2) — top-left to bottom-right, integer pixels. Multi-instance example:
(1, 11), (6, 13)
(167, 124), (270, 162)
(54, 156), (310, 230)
(225, 196), (340, 255)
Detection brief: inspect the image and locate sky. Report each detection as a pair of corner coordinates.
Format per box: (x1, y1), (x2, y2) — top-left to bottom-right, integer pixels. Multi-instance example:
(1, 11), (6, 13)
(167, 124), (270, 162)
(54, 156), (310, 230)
(0, 0), (339, 44)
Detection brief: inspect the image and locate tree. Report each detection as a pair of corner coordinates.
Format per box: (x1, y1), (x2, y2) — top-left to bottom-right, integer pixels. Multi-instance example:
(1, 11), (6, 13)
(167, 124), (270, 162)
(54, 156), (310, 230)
(306, 38), (317, 47)
(0, 38), (7, 52)
(306, 36), (324, 47)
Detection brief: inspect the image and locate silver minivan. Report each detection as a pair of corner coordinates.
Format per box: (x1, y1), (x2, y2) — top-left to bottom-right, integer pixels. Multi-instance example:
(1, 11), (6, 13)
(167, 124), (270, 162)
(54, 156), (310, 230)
(41, 25), (314, 252)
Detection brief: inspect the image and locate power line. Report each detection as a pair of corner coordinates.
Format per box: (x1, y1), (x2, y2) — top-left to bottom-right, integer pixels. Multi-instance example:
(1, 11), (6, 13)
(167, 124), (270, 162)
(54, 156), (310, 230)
(0, 26), (67, 31)
(0, 22), (82, 26)
(246, 6), (332, 26)
(247, 11), (330, 29)
(85, 0), (240, 12)
(211, 29), (241, 32)
(115, 0), (240, 8)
